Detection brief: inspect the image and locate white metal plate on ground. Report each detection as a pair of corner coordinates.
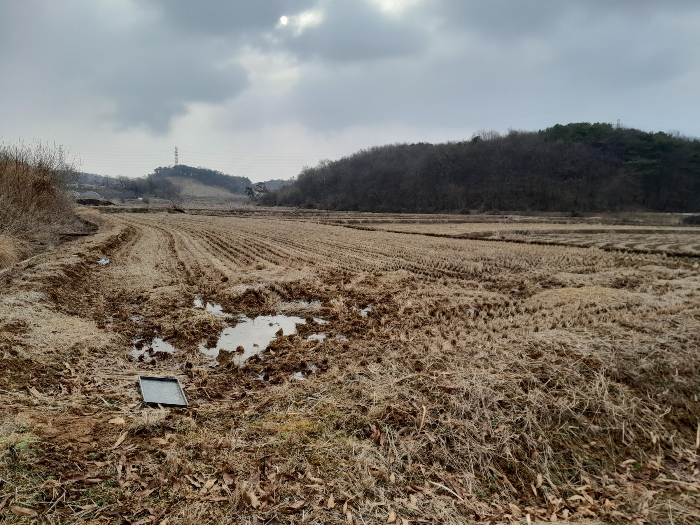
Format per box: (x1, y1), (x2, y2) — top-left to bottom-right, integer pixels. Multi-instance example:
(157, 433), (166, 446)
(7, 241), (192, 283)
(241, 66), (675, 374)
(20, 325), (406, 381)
(138, 376), (188, 407)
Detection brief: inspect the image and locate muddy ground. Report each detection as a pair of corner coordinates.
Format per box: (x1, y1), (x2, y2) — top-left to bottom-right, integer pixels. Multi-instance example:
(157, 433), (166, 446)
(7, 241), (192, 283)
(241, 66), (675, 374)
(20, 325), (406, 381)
(1, 210), (699, 524)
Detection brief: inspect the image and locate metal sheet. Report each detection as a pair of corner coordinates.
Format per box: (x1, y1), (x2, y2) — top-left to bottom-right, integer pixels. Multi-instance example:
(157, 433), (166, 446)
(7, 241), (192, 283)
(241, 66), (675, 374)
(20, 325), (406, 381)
(138, 376), (188, 407)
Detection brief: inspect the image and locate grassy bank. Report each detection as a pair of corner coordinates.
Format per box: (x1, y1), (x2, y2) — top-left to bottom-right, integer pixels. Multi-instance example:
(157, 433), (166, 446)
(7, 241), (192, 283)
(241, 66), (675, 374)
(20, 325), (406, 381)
(0, 141), (85, 268)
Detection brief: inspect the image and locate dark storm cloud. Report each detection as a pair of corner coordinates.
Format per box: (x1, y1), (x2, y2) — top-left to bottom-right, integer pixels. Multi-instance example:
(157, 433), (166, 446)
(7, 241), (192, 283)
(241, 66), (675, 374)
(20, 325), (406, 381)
(436, 0), (700, 40)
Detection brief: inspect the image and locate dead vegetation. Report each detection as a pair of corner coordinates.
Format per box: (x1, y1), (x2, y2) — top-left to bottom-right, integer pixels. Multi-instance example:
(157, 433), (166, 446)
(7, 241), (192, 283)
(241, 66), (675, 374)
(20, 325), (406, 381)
(0, 141), (89, 269)
(0, 233), (26, 269)
(1, 211), (699, 523)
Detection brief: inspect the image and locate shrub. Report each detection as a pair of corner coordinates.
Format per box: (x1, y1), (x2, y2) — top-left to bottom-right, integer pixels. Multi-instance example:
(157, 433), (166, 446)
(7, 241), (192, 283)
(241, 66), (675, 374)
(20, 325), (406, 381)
(0, 141), (82, 267)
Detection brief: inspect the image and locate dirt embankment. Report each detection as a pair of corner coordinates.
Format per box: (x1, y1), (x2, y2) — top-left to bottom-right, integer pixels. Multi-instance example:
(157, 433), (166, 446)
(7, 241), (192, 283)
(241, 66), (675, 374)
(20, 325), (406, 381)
(1, 211), (699, 524)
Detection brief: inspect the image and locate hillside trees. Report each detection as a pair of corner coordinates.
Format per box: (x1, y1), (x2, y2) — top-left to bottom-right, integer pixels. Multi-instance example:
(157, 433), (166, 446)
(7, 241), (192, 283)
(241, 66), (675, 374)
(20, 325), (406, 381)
(262, 123), (700, 213)
(118, 175), (182, 200)
(151, 165), (251, 194)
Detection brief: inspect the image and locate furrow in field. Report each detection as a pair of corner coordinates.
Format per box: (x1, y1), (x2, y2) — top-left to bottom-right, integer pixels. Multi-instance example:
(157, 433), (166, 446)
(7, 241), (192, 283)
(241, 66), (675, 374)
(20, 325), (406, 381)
(204, 230), (302, 268)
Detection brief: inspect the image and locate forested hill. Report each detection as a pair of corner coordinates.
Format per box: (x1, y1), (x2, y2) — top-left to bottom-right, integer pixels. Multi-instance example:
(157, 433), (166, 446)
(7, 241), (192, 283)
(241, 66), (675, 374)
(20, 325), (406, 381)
(152, 164), (251, 194)
(261, 123), (700, 213)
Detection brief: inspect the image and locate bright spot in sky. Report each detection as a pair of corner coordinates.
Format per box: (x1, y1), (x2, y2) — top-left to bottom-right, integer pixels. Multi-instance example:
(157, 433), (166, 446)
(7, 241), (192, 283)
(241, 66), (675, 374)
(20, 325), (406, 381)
(277, 11), (324, 35)
(370, 0), (423, 15)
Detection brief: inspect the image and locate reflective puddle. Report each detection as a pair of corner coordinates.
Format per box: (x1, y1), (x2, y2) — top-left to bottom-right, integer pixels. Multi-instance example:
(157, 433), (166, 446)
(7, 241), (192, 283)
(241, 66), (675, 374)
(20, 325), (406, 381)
(292, 364), (318, 381)
(306, 333), (347, 342)
(131, 337), (176, 360)
(132, 299), (333, 367)
(194, 297), (232, 318)
(200, 314), (308, 364)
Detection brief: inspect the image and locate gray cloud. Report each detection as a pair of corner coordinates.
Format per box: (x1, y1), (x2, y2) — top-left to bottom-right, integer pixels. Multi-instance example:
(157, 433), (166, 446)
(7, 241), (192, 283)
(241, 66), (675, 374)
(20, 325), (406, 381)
(0, 0), (699, 179)
(96, 35), (248, 133)
(0, 1), (249, 134)
(145, 0), (315, 37)
(264, 0), (700, 132)
(275, 2), (428, 62)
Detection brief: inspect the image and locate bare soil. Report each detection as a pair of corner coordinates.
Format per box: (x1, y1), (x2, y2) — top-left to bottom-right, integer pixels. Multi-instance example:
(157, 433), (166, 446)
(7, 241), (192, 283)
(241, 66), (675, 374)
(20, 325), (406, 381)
(1, 210), (699, 524)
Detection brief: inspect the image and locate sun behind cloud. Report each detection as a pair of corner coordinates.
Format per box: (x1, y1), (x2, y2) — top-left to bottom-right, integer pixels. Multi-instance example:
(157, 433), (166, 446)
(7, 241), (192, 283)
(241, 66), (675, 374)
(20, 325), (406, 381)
(277, 10), (324, 35)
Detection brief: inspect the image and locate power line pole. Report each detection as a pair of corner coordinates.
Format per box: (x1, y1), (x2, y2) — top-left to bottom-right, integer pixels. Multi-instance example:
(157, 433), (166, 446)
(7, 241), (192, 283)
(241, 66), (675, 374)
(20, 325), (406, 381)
(174, 147), (179, 165)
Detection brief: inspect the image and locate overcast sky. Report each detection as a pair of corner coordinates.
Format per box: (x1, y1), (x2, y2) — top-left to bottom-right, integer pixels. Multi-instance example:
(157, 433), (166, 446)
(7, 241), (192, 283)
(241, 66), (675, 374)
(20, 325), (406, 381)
(1, 0), (699, 181)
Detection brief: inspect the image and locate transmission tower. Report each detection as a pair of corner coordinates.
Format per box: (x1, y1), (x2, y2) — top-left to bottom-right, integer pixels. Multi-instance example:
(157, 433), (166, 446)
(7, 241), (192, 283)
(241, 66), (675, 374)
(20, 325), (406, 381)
(174, 147), (179, 165)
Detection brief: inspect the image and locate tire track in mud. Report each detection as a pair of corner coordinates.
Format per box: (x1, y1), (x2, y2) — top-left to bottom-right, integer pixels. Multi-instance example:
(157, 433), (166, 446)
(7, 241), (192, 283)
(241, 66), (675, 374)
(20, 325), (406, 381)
(106, 218), (181, 286)
(117, 215), (222, 283)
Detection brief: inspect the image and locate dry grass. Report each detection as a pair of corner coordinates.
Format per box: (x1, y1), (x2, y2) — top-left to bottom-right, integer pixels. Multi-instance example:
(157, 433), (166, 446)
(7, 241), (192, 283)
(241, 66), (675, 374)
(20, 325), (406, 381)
(129, 408), (170, 433)
(0, 141), (83, 264)
(0, 417), (37, 458)
(0, 211), (698, 523)
(347, 221), (700, 257)
(0, 233), (26, 269)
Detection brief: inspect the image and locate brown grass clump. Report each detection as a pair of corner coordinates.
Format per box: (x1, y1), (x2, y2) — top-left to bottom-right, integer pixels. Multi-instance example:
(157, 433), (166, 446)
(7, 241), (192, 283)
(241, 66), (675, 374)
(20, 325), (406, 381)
(0, 232), (26, 269)
(129, 408), (169, 433)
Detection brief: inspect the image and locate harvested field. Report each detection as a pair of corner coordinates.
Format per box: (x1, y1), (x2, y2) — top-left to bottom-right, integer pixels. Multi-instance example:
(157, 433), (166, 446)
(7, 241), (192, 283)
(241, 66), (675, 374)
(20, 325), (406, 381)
(1, 211), (699, 524)
(337, 219), (700, 257)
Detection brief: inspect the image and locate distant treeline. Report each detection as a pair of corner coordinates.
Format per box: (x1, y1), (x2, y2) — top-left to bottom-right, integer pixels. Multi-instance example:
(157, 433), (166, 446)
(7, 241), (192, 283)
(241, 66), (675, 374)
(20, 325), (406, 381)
(119, 175), (181, 200)
(113, 164), (251, 200)
(151, 165), (251, 194)
(261, 123), (700, 213)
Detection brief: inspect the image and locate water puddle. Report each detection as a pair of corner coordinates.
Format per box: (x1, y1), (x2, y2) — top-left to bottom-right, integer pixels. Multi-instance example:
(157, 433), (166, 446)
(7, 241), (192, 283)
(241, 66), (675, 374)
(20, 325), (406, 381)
(131, 298), (331, 367)
(194, 296), (233, 318)
(351, 304), (373, 317)
(306, 333), (347, 342)
(200, 314), (309, 364)
(131, 337), (176, 360)
(292, 364), (318, 381)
